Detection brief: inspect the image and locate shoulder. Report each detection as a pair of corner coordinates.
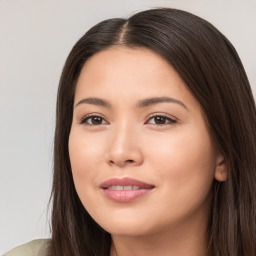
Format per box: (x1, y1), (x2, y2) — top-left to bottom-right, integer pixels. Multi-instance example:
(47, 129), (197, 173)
(4, 239), (50, 256)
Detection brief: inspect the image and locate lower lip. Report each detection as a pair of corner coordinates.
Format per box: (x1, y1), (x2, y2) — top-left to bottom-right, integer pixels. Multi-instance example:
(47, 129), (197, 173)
(102, 188), (152, 203)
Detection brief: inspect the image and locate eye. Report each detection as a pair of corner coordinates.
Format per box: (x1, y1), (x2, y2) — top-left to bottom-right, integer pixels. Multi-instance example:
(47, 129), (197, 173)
(146, 115), (177, 125)
(81, 115), (108, 125)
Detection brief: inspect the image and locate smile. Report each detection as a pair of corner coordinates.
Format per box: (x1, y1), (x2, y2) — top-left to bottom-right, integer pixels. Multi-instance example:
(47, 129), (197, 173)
(100, 177), (155, 203)
(107, 185), (140, 190)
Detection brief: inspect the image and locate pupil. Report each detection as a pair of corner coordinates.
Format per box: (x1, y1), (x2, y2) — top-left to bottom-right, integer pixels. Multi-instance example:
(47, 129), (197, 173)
(92, 117), (102, 124)
(155, 116), (166, 124)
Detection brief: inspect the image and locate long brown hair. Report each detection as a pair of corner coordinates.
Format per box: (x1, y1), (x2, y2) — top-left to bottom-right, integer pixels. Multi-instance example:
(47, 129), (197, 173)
(48, 8), (256, 256)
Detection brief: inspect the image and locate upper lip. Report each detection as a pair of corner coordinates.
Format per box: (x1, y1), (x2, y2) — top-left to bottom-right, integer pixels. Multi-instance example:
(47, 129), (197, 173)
(100, 177), (155, 189)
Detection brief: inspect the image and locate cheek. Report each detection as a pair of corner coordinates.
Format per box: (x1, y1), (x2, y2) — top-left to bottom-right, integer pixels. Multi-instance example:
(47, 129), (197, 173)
(68, 129), (107, 217)
(149, 124), (215, 163)
(146, 125), (216, 197)
(68, 129), (105, 189)
(141, 127), (216, 224)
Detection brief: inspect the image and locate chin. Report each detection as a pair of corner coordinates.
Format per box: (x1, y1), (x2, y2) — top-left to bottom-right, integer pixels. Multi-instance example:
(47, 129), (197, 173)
(104, 223), (151, 237)
(91, 211), (152, 236)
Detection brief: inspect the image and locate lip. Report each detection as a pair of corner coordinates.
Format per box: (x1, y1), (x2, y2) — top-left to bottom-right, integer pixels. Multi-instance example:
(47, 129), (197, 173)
(100, 177), (155, 203)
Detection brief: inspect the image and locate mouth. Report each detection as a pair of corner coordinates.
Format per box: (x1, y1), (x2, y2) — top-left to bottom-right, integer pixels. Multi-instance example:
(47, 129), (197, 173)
(106, 185), (141, 190)
(100, 177), (155, 203)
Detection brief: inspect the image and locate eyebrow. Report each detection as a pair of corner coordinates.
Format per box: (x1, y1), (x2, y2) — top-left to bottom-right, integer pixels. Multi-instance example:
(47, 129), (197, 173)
(75, 97), (111, 108)
(75, 96), (188, 110)
(137, 97), (188, 110)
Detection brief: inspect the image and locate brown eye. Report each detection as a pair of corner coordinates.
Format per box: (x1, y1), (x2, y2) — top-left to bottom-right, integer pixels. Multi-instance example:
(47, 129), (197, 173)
(154, 116), (167, 124)
(92, 116), (104, 125)
(147, 115), (176, 125)
(81, 115), (108, 125)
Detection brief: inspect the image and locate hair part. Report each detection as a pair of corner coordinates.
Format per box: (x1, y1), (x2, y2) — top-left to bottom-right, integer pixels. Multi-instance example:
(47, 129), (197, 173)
(48, 8), (256, 256)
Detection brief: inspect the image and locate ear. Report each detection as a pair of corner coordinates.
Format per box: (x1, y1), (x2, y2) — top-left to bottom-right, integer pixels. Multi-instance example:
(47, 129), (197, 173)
(214, 154), (228, 182)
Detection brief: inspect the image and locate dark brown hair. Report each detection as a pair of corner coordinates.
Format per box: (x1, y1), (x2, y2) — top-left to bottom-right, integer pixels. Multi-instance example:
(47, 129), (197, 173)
(48, 8), (256, 256)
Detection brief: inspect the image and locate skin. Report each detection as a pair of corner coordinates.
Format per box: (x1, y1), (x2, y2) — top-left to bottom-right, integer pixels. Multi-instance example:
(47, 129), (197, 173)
(69, 47), (227, 256)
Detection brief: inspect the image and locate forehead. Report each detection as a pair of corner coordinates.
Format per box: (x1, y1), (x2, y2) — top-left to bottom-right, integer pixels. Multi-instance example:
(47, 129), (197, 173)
(79, 46), (173, 82)
(74, 46), (200, 112)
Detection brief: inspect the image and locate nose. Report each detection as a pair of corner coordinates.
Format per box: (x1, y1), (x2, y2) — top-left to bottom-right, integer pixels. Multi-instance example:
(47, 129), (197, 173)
(106, 124), (143, 168)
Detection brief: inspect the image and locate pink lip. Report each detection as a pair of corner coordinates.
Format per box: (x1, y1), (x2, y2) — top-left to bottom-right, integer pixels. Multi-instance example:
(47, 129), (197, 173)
(100, 177), (155, 203)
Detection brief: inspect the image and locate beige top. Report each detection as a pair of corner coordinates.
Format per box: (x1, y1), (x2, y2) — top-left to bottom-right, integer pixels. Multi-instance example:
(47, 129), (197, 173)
(3, 239), (50, 256)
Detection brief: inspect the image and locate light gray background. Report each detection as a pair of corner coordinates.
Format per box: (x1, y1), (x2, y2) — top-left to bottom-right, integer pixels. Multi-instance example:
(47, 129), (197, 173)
(0, 0), (255, 254)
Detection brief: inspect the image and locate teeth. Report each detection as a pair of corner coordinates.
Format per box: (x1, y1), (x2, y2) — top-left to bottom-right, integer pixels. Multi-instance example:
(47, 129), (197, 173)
(107, 185), (140, 190)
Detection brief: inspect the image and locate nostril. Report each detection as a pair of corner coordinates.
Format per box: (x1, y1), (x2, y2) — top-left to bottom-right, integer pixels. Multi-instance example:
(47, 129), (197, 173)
(108, 159), (135, 167)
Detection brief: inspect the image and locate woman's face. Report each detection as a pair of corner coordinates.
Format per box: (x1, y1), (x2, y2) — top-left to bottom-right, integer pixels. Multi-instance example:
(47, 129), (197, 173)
(69, 47), (226, 237)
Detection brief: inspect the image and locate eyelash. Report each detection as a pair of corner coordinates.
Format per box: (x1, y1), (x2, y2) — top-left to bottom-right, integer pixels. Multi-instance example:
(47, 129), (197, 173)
(80, 114), (108, 126)
(80, 114), (177, 126)
(146, 114), (177, 126)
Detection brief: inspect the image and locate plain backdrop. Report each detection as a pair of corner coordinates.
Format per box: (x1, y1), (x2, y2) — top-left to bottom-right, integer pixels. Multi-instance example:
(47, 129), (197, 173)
(0, 0), (255, 254)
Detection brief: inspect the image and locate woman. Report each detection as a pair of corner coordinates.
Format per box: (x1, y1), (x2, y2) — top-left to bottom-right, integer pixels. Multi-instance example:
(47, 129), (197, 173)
(5, 7), (256, 256)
